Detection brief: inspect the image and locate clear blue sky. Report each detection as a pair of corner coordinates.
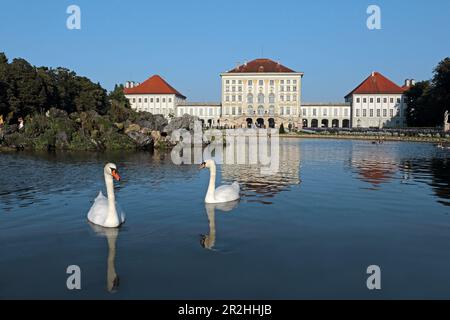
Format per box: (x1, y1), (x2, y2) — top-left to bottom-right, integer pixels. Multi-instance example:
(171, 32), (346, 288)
(1, 0), (449, 102)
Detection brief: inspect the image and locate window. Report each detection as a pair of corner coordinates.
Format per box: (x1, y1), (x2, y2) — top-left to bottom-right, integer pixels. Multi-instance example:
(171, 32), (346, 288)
(259, 80), (263, 86)
(248, 80), (253, 86)
(287, 86), (291, 92)
(287, 80), (291, 84)
(390, 109), (394, 117)
(356, 98), (360, 103)
(258, 93), (264, 104)
(209, 109), (213, 116)
(238, 86), (242, 92)
(281, 86), (284, 92)
(169, 98), (172, 103)
(293, 86), (297, 92)
(144, 98), (148, 103)
(390, 98), (394, 103)
(238, 95), (242, 102)
(286, 95), (290, 102)
(383, 98), (387, 103)
(225, 86), (230, 92)
(293, 94), (297, 102)
(370, 98), (374, 103)
(138, 98), (142, 103)
(363, 98), (367, 103)
(226, 96), (230, 102)
(370, 109), (374, 117)
(280, 95), (284, 102)
(258, 105), (264, 115)
(323, 109), (327, 117)
(226, 80), (230, 84)
(150, 98), (154, 103)
(334, 109), (338, 116)
(281, 80), (284, 84)
(377, 109), (381, 117)
(396, 109), (400, 117)
(356, 109), (360, 117)
(247, 105), (254, 115)
(238, 80), (242, 84)
(162, 98), (166, 103)
(377, 98), (381, 103)
(280, 107), (284, 115)
(156, 98), (159, 103)
(269, 93), (275, 104)
(232, 107), (236, 115)
(313, 109), (317, 116)
(269, 105), (275, 116)
(286, 107), (291, 115)
(270, 80), (274, 86)
(238, 107), (242, 114)
(247, 93), (253, 104)
(232, 86), (235, 92)
(232, 80), (236, 84)
(232, 95), (236, 102)
(363, 109), (367, 117)
(133, 98), (136, 103)
(302, 108), (307, 116)
(293, 80), (297, 84)
(397, 98), (401, 103)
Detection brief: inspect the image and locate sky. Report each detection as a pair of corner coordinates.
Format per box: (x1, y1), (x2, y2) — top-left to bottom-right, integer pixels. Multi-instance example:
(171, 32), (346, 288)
(0, 0), (449, 102)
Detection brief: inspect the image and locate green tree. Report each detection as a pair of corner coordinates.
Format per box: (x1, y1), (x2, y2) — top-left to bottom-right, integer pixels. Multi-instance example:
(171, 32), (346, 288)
(109, 84), (130, 108)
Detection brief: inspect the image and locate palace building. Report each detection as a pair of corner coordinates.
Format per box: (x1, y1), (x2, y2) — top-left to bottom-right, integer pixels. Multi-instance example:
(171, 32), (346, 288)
(345, 72), (412, 128)
(124, 60), (412, 129)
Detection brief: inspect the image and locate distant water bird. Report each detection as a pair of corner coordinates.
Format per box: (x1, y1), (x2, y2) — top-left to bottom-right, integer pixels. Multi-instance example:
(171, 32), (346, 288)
(199, 159), (240, 204)
(87, 163), (125, 228)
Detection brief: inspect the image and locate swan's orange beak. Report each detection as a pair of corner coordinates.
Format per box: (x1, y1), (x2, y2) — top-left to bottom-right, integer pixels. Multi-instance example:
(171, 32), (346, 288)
(112, 169), (121, 181)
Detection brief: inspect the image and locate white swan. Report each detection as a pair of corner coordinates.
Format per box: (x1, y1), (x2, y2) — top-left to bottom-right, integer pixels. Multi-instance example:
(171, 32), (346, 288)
(199, 159), (240, 204)
(87, 163), (125, 228)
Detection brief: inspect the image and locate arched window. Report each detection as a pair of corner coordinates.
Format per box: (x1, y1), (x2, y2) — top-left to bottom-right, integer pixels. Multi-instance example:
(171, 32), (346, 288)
(269, 93), (275, 104)
(258, 93), (265, 104)
(247, 93), (253, 104)
(247, 105), (254, 115)
(258, 105), (265, 116)
(269, 105), (275, 116)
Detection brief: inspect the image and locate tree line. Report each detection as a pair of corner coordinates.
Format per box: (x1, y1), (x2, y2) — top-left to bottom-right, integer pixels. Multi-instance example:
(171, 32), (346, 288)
(0, 52), (128, 122)
(404, 58), (450, 127)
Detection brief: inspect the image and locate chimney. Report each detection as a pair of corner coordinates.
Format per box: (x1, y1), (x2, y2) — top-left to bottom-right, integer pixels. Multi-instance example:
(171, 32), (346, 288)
(411, 79), (416, 86)
(244, 60), (248, 66)
(125, 81), (130, 89)
(404, 79), (410, 87)
(371, 71), (375, 77)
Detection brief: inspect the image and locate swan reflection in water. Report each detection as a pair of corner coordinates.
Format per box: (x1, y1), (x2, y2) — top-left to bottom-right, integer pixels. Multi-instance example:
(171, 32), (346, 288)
(200, 200), (240, 250)
(89, 223), (120, 293)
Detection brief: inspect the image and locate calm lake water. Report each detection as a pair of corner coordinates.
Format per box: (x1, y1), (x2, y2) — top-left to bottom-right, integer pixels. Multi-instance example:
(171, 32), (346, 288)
(1, 138), (449, 299)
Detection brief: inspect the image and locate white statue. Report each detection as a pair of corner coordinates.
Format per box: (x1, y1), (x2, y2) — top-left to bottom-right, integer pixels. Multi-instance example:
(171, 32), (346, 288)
(445, 110), (450, 132)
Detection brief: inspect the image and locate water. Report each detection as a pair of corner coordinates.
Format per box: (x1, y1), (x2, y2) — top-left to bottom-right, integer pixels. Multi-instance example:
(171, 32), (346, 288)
(0, 138), (449, 299)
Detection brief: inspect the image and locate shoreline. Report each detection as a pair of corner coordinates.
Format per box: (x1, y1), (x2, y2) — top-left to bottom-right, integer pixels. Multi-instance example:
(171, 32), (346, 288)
(280, 133), (450, 144)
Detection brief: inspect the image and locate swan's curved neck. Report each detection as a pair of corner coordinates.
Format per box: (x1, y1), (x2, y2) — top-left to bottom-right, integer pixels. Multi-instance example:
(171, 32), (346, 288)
(206, 163), (216, 202)
(105, 173), (119, 226)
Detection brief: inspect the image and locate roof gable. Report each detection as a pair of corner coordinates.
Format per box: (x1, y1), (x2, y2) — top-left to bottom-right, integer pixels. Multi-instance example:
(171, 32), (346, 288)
(345, 72), (405, 98)
(123, 75), (186, 98)
(227, 58), (297, 73)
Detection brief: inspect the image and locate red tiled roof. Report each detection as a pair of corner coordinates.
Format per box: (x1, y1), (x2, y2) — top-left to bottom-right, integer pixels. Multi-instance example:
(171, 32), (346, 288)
(345, 72), (405, 98)
(227, 58), (297, 73)
(123, 75), (186, 98)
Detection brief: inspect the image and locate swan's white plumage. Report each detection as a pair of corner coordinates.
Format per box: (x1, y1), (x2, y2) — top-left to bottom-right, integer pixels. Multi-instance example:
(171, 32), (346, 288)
(213, 182), (240, 203)
(87, 163), (125, 228)
(87, 191), (125, 227)
(202, 160), (240, 204)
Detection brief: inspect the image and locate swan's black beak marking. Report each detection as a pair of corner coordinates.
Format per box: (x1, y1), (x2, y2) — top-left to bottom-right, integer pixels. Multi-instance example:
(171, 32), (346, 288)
(199, 162), (206, 169)
(111, 168), (121, 181)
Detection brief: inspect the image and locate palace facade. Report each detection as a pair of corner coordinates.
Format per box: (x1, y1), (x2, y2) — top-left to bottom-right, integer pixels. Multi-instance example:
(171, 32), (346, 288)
(124, 59), (412, 129)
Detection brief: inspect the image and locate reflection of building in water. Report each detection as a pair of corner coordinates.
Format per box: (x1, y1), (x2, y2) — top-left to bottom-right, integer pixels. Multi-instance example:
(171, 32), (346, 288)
(89, 223), (120, 293)
(350, 144), (398, 187)
(220, 141), (301, 203)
